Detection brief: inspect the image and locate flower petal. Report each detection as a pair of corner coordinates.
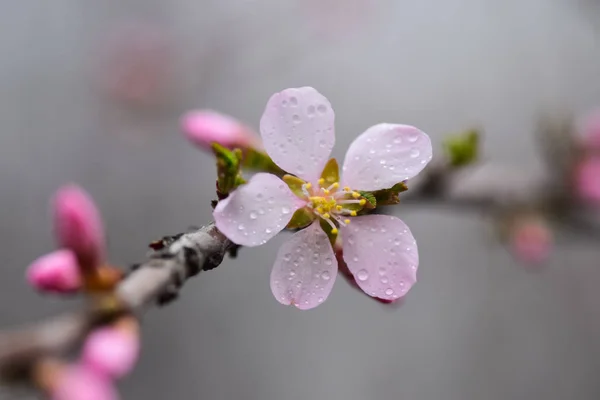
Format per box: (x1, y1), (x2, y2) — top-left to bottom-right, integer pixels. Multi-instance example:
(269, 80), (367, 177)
(341, 215), (418, 300)
(341, 124), (432, 191)
(53, 185), (105, 267)
(181, 110), (260, 150)
(270, 221), (337, 310)
(26, 250), (81, 293)
(52, 366), (118, 400)
(82, 327), (140, 379)
(214, 173), (304, 246)
(260, 87), (335, 182)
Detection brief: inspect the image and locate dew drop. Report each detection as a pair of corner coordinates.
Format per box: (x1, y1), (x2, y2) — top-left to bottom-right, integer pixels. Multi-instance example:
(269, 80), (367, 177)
(347, 235), (355, 245)
(239, 205), (245, 211)
(380, 159), (386, 165)
(292, 114), (301, 123)
(307, 105), (316, 116)
(289, 96), (298, 106)
(394, 238), (401, 246)
(353, 256), (359, 262)
(257, 193), (264, 200)
(318, 297), (324, 303)
(385, 288), (394, 296)
(378, 267), (386, 276)
(381, 276), (389, 284)
(284, 253), (292, 261)
(268, 197), (275, 205)
(282, 206), (290, 214)
(321, 271), (331, 280)
(369, 149), (376, 154)
(324, 258), (332, 266)
(410, 148), (420, 158)
(357, 269), (369, 281)
(317, 104), (327, 114)
(290, 270), (296, 276)
(319, 139), (326, 148)
(282, 99), (288, 107)
(296, 281), (302, 288)
(238, 223), (245, 231)
(394, 137), (403, 144)
(265, 228), (272, 234)
(258, 208), (265, 215)
(250, 211), (258, 220)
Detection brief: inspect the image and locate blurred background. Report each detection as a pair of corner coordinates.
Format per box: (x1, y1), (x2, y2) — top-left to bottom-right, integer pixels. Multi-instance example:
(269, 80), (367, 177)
(2, 0), (600, 399)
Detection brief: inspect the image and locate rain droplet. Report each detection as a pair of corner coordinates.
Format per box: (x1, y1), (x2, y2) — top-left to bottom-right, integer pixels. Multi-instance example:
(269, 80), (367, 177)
(307, 105), (316, 116)
(290, 270), (296, 276)
(380, 159), (386, 165)
(292, 114), (301, 123)
(394, 137), (403, 144)
(282, 206), (290, 214)
(317, 104), (327, 114)
(319, 139), (326, 148)
(250, 211), (258, 220)
(239, 205), (245, 211)
(410, 148), (420, 158)
(268, 197), (275, 204)
(385, 288), (394, 296)
(378, 267), (386, 276)
(407, 130), (419, 143)
(369, 149), (376, 154)
(321, 271), (331, 280)
(324, 258), (332, 266)
(357, 269), (369, 281)
(296, 281), (302, 288)
(394, 238), (401, 245)
(318, 297), (324, 303)
(353, 256), (359, 262)
(347, 235), (355, 245)
(258, 208), (265, 215)
(265, 228), (272, 234)
(289, 96), (298, 106)
(238, 224), (245, 231)
(381, 276), (389, 284)
(284, 253), (292, 261)
(282, 99), (288, 107)
(257, 193), (264, 200)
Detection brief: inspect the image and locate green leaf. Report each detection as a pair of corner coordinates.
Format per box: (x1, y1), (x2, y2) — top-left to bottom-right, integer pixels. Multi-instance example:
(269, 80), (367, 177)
(212, 143), (246, 198)
(443, 129), (480, 167)
(283, 174), (306, 197)
(368, 182), (409, 206)
(286, 208), (315, 229)
(320, 158), (340, 186)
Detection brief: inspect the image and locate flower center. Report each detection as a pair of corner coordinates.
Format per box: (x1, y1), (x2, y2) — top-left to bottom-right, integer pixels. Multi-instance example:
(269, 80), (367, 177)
(301, 178), (366, 234)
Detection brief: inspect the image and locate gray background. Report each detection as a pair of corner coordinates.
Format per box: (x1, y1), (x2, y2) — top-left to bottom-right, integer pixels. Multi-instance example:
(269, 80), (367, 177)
(2, 1), (600, 399)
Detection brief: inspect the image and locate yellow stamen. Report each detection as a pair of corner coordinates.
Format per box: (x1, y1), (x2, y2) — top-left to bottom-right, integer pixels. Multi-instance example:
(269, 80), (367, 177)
(318, 178), (325, 185)
(331, 182), (339, 189)
(352, 192), (360, 199)
(350, 211), (357, 216)
(322, 213), (331, 219)
(323, 189), (330, 195)
(331, 228), (338, 234)
(359, 199), (366, 206)
(336, 205), (343, 212)
(305, 183), (312, 189)
(316, 207), (324, 214)
(343, 186), (351, 192)
(344, 219), (351, 224)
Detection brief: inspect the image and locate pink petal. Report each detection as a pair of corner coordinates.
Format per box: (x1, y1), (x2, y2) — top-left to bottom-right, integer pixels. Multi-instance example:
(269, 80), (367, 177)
(259, 87), (335, 183)
(341, 124), (432, 191)
(341, 215), (418, 300)
(26, 250), (81, 293)
(213, 173), (304, 246)
(52, 366), (118, 400)
(53, 185), (105, 266)
(270, 222), (337, 310)
(574, 157), (600, 205)
(82, 328), (140, 379)
(182, 110), (260, 150)
(509, 219), (553, 265)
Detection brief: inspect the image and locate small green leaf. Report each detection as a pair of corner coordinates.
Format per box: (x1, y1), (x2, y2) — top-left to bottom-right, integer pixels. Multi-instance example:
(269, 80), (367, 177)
(369, 182), (409, 206)
(443, 129), (480, 167)
(283, 174), (306, 197)
(320, 158), (340, 186)
(286, 208), (315, 229)
(212, 143), (246, 198)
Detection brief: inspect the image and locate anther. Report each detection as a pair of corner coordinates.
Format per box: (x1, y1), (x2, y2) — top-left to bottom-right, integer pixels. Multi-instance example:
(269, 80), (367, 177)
(344, 219), (351, 224)
(359, 199), (366, 206)
(318, 178), (325, 185)
(305, 183), (312, 189)
(343, 186), (351, 192)
(322, 213), (331, 219)
(350, 211), (357, 216)
(331, 228), (338, 234)
(336, 205), (343, 212)
(352, 192), (360, 199)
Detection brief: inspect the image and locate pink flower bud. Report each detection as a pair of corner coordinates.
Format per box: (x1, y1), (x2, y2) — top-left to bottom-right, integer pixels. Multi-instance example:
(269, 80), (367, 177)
(52, 366), (118, 400)
(574, 157), (600, 205)
(181, 110), (260, 150)
(509, 218), (553, 265)
(26, 250), (81, 293)
(53, 185), (105, 267)
(82, 327), (139, 379)
(579, 110), (600, 151)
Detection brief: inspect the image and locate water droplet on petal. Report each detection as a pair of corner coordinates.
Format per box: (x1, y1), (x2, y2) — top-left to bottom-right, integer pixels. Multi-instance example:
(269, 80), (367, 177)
(290, 270), (296, 276)
(238, 223), (245, 231)
(318, 297), (324, 303)
(292, 114), (301, 123)
(324, 258), (332, 266)
(380, 159), (386, 165)
(265, 227), (273, 234)
(353, 256), (359, 262)
(307, 105), (315, 116)
(317, 104), (327, 114)
(357, 269), (369, 281)
(407, 130), (419, 143)
(378, 267), (386, 276)
(282, 206), (290, 214)
(296, 281), (302, 288)
(385, 288), (394, 296)
(381, 276), (389, 284)
(394, 137), (403, 144)
(289, 97), (298, 106)
(268, 197), (275, 205)
(250, 211), (257, 220)
(321, 271), (331, 280)
(257, 193), (264, 200)
(410, 148), (420, 158)
(258, 208), (265, 215)
(284, 253), (292, 261)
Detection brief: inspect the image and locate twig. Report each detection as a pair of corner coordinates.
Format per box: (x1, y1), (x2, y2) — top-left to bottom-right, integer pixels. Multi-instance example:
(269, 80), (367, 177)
(0, 223), (235, 383)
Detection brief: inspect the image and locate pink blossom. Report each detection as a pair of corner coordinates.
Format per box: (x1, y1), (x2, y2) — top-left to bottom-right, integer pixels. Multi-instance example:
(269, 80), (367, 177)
(574, 157), (600, 205)
(26, 250), (81, 293)
(182, 110), (261, 151)
(53, 185), (105, 267)
(82, 327), (140, 379)
(509, 218), (553, 265)
(214, 87), (432, 308)
(52, 366), (118, 400)
(579, 110), (600, 151)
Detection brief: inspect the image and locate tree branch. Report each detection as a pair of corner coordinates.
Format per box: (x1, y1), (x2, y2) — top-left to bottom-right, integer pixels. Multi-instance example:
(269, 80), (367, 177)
(0, 223), (235, 382)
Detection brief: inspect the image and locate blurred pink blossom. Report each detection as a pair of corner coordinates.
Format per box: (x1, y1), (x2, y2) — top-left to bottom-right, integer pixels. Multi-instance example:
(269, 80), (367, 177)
(53, 185), (105, 268)
(579, 110), (600, 151)
(82, 327), (140, 379)
(182, 110), (261, 151)
(52, 366), (118, 400)
(509, 218), (553, 265)
(26, 250), (81, 293)
(574, 157), (600, 205)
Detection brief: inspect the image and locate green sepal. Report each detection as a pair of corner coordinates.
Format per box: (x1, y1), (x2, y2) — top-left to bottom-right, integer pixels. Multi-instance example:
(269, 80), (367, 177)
(241, 148), (285, 176)
(357, 191), (377, 210)
(368, 182), (409, 206)
(319, 218), (338, 247)
(282, 174), (306, 197)
(212, 143), (246, 198)
(286, 208), (315, 229)
(443, 129), (480, 167)
(320, 158), (340, 186)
